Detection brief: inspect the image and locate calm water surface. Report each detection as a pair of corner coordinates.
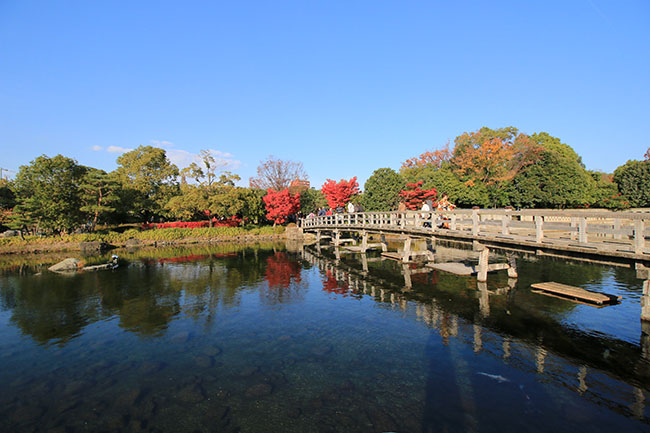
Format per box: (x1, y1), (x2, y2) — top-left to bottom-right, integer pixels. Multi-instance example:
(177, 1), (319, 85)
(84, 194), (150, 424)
(0, 242), (649, 432)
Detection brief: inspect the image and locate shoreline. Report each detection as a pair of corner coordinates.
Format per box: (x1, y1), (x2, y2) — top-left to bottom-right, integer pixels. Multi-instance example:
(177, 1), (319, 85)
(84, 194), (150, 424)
(0, 233), (288, 256)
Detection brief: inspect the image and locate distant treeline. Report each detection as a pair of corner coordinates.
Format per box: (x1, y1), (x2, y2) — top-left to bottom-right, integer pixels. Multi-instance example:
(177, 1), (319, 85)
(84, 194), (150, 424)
(0, 126), (648, 235)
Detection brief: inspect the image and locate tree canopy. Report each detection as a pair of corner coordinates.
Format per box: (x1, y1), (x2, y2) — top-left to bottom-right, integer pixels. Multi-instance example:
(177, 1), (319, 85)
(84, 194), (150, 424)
(362, 168), (405, 211)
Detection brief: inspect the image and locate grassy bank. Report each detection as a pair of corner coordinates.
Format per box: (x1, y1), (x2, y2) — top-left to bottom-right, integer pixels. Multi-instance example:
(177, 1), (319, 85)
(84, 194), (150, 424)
(0, 225), (286, 255)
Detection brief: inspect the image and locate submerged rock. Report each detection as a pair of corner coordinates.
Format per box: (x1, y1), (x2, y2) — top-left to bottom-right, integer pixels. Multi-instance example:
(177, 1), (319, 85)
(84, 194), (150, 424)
(170, 331), (190, 343)
(177, 383), (205, 403)
(239, 366), (259, 377)
(48, 258), (81, 272)
(245, 383), (273, 398)
(194, 355), (213, 368)
(310, 344), (332, 356)
(202, 346), (222, 356)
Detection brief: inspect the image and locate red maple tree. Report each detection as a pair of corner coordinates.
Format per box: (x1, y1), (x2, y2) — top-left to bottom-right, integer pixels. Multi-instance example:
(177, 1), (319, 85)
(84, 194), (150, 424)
(321, 177), (360, 209)
(263, 188), (300, 224)
(399, 181), (437, 210)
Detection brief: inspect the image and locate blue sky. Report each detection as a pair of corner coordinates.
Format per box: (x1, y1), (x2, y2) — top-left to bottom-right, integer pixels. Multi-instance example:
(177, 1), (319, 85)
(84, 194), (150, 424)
(1, 1), (648, 188)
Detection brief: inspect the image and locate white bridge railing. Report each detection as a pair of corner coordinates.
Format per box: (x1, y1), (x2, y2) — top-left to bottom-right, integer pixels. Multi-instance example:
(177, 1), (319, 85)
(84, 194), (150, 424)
(301, 209), (650, 256)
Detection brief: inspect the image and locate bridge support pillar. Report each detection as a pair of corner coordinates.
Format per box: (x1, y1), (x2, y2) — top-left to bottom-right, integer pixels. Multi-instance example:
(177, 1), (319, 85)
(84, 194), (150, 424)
(642, 279), (650, 322)
(380, 234), (388, 252)
(360, 231), (368, 253)
(477, 247), (490, 282)
(333, 230), (341, 247)
(507, 253), (518, 278)
(402, 264), (412, 289)
(477, 281), (490, 318)
(402, 237), (412, 263)
(361, 253), (369, 273)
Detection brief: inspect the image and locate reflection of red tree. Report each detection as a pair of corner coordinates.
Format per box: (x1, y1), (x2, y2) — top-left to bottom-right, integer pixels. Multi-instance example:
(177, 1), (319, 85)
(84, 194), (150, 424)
(322, 270), (350, 296)
(265, 252), (302, 288)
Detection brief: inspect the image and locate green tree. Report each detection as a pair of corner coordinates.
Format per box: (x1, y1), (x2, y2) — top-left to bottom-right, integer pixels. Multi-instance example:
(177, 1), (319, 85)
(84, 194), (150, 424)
(79, 168), (120, 230)
(362, 168), (405, 211)
(589, 171), (629, 210)
(11, 155), (86, 234)
(508, 133), (596, 208)
(613, 159), (650, 207)
(299, 188), (326, 214)
(114, 146), (179, 222)
(401, 165), (489, 208)
(0, 179), (16, 231)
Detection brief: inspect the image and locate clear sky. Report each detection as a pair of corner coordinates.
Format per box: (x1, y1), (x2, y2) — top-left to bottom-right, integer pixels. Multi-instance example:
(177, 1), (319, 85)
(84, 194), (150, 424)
(1, 1), (648, 188)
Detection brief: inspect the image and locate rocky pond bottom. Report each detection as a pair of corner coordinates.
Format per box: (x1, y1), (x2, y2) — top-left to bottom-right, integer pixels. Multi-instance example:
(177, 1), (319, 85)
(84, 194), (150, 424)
(0, 243), (648, 432)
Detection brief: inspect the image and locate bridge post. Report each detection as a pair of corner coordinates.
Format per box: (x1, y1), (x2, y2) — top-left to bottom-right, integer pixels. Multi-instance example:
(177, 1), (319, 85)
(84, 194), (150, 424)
(361, 253), (369, 273)
(477, 247), (490, 282)
(472, 208), (479, 235)
(635, 220), (645, 254)
(402, 264), (412, 289)
(570, 218), (578, 240)
(477, 281), (490, 318)
(578, 217), (588, 244)
(535, 215), (544, 243)
(380, 234), (388, 252)
(403, 237), (412, 263)
(614, 218), (622, 240)
(334, 230), (341, 247)
(426, 237), (436, 261)
(502, 209), (511, 235)
(642, 279), (650, 322)
(577, 366), (588, 395)
(450, 214), (457, 230)
(316, 230), (321, 243)
(507, 253), (518, 278)
(360, 230), (368, 253)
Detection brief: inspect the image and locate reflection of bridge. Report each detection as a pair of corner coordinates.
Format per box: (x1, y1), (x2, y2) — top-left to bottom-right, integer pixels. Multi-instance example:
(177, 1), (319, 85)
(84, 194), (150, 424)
(300, 244), (650, 421)
(302, 209), (650, 318)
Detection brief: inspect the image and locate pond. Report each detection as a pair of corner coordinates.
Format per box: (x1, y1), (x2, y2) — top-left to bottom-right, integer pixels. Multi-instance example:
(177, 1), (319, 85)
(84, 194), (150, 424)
(0, 241), (648, 432)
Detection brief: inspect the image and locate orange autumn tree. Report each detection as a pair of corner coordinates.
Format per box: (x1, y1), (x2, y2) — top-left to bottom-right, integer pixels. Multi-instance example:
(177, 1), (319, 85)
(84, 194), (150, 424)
(451, 127), (540, 186)
(321, 177), (360, 209)
(401, 142), (452, 170)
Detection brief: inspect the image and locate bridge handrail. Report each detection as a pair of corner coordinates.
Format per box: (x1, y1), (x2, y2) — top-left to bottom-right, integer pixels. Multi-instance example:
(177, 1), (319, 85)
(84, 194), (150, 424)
(300, 209), (650, 256)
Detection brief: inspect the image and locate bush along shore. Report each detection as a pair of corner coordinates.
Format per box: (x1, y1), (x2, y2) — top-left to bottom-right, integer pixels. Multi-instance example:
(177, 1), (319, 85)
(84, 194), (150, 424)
(0, 225), (286, 255)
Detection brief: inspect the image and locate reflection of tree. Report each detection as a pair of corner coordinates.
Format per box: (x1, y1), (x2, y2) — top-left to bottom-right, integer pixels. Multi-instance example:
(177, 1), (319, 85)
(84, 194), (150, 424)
(260, 252), (304, 305)
(322, 269), (350, 297)
(0, 243), (288, 345)
(1, 273), (102, 345)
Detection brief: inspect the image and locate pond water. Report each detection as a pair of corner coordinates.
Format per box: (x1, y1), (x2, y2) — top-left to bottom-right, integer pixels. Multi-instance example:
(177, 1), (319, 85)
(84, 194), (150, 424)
(0, 241), (649, 433)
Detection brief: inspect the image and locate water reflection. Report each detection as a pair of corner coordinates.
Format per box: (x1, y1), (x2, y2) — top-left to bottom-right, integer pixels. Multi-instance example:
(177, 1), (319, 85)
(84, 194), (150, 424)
(0, 241), (648, 432)
(304, 244), (650, 424)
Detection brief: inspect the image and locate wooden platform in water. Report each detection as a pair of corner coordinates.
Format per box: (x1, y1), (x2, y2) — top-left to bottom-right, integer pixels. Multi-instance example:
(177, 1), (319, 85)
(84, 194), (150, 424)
(381, 252), (406, 261)
(427, 262), (509, 276)
(531, 282), (621, 305)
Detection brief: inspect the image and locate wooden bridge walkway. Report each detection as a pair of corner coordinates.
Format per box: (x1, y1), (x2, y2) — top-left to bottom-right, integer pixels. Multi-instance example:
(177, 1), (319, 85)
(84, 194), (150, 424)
(302, 209), (650, 264)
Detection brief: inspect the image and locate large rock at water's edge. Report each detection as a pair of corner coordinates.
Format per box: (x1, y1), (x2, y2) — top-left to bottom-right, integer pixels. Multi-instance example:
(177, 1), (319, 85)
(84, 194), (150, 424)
(285, 226), (304, 240)
(79, 241), (108, 253)
(125, 238), (142, 248)
(48, 258), (81, 272)
(0, 230), (19, 238)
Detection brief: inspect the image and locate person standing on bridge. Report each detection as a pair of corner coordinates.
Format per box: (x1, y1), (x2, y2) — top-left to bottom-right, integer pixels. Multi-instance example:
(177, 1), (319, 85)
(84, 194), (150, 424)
(347, 201), (355, 213)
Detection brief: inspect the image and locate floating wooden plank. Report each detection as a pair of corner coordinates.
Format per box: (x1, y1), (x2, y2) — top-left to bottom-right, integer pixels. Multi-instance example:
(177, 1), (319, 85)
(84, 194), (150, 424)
(381, 252), (406, 261)
(531, 282), (620, 305)
(426, 262), (509, 276)
(531, 290), (607, 308)
(343, 246), (364, 252)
